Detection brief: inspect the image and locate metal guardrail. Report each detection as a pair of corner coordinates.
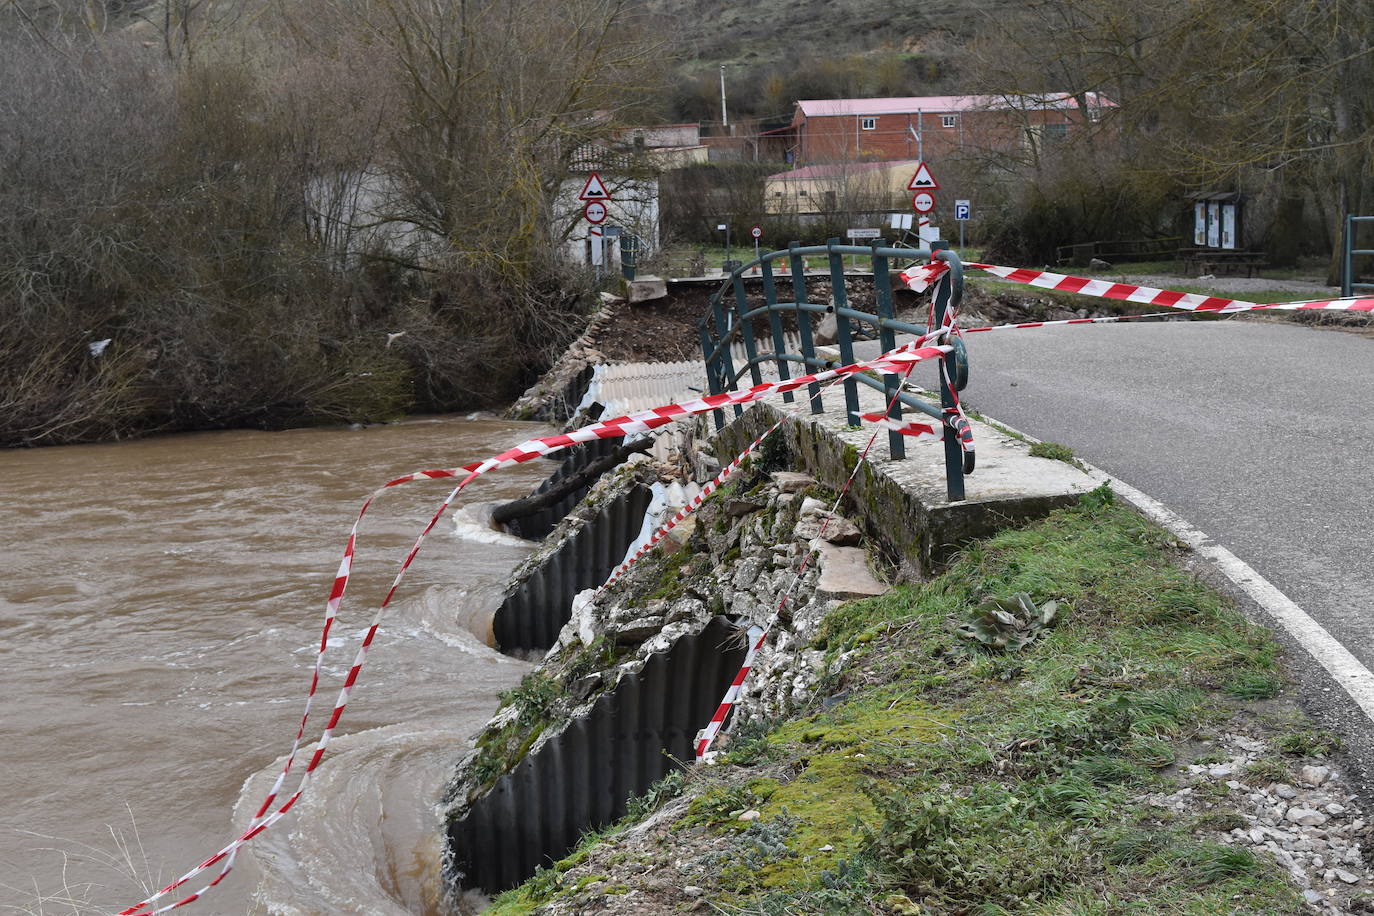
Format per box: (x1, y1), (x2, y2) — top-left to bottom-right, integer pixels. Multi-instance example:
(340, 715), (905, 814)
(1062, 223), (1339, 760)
(697, 237), (971, 501)
(1342, 215), (1374, 298)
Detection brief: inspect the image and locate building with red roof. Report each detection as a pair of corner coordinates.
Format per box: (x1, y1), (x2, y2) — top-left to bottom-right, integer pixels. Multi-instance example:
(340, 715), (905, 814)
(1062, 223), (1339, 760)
(789, 93), (1115, 163)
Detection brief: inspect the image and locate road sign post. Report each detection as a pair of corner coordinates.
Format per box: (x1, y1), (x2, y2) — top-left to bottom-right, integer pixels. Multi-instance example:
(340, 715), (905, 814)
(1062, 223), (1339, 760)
(954, 199), (970, 256)
(580, 172), (614, 281)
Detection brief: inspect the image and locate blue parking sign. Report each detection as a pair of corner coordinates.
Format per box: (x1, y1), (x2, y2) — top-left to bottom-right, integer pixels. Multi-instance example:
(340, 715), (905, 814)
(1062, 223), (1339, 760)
(954, 200), (971, 221)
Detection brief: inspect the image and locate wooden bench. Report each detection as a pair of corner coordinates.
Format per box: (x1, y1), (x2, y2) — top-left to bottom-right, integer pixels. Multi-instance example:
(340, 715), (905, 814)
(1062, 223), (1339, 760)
(1180, 249), (1266, 278)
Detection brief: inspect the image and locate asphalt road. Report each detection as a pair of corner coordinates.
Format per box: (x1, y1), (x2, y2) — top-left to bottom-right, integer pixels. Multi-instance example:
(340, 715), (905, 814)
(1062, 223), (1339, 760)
(950, 317), (1374, 671)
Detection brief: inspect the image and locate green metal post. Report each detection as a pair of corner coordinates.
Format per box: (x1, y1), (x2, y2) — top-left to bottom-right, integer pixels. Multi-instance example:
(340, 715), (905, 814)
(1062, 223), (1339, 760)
(931, 242), (965, 501)
(699, 323), (726, 431)
(708, 293), (742, 419)
(761, 260), (794, 403)
(1344, 213), (1354, 298)
(621, 234), (637, 281)
(789, 242), (823, 413)
(732, 274), (764, 388)
(870, 239), (904, 460)
(826, 238), (861, 426)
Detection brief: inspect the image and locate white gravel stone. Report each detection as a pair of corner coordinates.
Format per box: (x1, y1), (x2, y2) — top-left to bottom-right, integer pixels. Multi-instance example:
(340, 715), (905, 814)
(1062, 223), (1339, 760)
(1301, 765), (1332, 787)
(1287, 807), (1330, 827)
(1334, 869), (1361, 884)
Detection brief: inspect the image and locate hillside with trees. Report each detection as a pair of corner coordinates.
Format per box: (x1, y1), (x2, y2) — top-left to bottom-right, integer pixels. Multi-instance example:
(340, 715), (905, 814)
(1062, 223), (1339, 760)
(1, 0), (1370, 445)
(0, 0), (660, 445)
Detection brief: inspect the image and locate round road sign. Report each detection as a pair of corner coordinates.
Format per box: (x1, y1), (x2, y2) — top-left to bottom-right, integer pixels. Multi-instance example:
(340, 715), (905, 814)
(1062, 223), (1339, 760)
(750, 225), (763, 240)
(912, 191), (936, 213)
(584, 200), (608, 224)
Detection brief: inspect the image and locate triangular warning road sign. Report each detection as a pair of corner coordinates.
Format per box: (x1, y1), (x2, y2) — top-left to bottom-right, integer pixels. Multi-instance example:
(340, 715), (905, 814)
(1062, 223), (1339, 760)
(579, 171), (611, 201)
(907, 161), (939, 191)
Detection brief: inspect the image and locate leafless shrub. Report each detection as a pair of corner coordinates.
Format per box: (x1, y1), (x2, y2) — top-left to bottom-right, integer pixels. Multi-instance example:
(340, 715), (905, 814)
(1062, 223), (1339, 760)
(0, 0), (656, 446)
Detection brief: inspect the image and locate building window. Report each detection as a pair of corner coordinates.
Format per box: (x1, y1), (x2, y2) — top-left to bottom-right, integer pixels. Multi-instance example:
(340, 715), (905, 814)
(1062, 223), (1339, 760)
(1043, 123), (1069, 141)
(798, 189), (808, 197)
(774, 191), (783, 197)
(1087, 107), (1102, 122)
(860, 117), (876, 130)
(941, 114), (957, 128)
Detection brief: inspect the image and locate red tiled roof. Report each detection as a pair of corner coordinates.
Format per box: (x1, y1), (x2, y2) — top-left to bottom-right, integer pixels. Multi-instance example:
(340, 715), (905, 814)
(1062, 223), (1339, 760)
(796, 93), (1116, 118)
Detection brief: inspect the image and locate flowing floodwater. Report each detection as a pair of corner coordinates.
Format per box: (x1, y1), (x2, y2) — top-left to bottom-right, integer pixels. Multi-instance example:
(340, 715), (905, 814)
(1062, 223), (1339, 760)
(0, 416), (555, 914)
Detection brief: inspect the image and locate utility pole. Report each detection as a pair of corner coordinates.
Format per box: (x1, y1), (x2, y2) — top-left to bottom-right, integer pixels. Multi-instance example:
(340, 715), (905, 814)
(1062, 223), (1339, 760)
(719, 65), (728, 130)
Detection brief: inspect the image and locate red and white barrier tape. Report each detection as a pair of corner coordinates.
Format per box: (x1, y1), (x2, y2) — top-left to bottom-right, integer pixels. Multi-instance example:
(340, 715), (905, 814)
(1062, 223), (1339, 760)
(901, 260), (1374, 316)
(139, 253), (1367, 910)
(859, 411), (941, 439)
(599, 419), (786, 591)
(693, 346), (926, 760)
(695, 624), (766, 756)
(118, 340), (952, 914)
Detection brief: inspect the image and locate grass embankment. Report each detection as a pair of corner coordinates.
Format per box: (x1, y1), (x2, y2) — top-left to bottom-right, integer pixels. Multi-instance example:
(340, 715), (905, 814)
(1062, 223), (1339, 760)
(486, 488), (1340, 914)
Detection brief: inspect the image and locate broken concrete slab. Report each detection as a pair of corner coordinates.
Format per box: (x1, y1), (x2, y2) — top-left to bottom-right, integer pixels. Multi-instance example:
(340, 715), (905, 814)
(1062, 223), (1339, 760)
(814, 543), (889, 600)
(626, 275), (667, 304)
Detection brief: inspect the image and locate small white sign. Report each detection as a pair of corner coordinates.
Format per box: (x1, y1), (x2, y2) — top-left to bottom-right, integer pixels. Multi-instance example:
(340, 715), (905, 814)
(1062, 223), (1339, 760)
(890, 213), (913, 230)
(919, 224), (941, 243)
(847, 228), (881, 239)
(716, 223), (728, 231)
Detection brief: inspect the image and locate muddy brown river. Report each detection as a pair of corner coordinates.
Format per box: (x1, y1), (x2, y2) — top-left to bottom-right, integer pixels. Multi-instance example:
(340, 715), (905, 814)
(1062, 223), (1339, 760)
(0, 416), (555, 914)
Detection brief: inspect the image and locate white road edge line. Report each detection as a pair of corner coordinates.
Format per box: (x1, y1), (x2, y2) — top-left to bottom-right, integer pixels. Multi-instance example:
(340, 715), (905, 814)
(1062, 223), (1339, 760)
(973, 410), (1374, 722)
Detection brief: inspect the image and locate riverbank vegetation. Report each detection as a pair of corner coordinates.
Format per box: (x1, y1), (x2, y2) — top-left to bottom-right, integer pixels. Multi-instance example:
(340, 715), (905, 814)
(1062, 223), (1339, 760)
(0, 0), (657, 446)
(6, 0), (1374, 446)
(484, 489), (1363, 914)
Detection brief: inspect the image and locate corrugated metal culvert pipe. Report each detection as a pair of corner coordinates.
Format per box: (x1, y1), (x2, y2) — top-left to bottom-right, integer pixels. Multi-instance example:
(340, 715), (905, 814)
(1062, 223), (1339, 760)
(503, 438), (625, 541)
(492, 482), (655, 653)
(448, 616), (749, 893)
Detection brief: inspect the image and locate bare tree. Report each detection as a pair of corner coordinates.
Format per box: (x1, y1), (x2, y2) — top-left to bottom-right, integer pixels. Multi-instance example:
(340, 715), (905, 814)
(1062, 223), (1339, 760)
(967, 0), (1374, 276)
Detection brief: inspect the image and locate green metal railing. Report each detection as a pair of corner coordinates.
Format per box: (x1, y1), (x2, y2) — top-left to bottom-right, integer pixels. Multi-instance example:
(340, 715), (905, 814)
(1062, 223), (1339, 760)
(1342, 215), (1374, 298)
(697, 237), (972, 501)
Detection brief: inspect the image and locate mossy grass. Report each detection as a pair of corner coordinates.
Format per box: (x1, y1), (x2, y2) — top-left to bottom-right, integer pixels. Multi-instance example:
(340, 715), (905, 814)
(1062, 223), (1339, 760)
(484, 491), (1312, 914)
(1027, 439), (1087, 471)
